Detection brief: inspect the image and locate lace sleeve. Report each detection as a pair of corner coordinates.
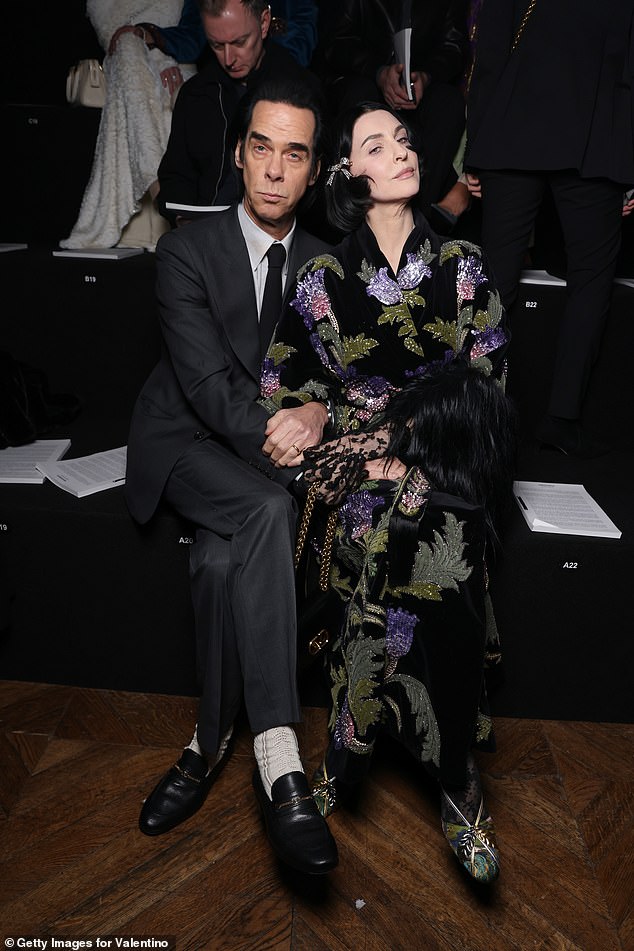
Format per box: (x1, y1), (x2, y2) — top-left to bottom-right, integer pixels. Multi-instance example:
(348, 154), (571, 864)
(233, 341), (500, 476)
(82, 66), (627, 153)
(302, 427), (392, 506)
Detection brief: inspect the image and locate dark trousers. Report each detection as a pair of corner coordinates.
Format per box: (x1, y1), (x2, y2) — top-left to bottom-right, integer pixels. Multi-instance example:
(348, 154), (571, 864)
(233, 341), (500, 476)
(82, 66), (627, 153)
(163, 438), (301, 757)
(477, 169), (623, 419)
(331, 75), (465, 210)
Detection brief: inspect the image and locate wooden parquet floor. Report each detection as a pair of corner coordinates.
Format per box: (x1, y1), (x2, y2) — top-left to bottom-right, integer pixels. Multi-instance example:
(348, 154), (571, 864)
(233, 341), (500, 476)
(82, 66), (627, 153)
(0, 681), (632, 951)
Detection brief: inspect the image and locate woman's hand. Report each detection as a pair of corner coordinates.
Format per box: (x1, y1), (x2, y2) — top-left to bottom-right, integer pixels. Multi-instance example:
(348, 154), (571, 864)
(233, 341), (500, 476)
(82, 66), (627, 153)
(364, 457), (407, 482)
(302, 428), (392, 505)
(161, 66), (184, 96)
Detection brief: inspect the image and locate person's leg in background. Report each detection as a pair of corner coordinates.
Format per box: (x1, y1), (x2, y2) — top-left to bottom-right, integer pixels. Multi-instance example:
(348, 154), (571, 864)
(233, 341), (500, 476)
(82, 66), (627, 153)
(476, 168), (545, 307)
(544, 171), (623, 445)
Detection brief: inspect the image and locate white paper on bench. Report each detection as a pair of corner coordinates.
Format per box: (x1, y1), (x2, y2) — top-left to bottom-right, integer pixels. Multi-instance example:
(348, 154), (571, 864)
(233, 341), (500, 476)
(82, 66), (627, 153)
(513, 481), (622, 538)
(0, 439), (71, 483)
(36, 446), (127, 497)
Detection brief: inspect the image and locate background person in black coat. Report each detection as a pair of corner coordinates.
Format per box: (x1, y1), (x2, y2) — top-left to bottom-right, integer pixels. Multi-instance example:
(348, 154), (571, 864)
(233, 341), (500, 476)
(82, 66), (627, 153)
(465, 0), (634, 456)
(157, 0), (320, 224)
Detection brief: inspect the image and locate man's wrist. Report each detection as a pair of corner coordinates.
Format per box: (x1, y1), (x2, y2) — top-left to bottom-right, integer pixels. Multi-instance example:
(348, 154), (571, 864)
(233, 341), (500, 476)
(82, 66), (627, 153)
(319, 399), (335, 428)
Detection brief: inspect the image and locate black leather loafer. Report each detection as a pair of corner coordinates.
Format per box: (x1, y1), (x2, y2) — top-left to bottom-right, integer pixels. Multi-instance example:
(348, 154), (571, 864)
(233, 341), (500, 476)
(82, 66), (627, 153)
(139, 747), (223, 836)
(252, 769), (338, 875)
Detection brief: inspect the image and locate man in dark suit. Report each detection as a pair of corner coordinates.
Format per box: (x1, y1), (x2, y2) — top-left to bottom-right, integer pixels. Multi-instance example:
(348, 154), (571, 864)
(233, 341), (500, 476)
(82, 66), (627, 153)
(125, 76), (337, 874)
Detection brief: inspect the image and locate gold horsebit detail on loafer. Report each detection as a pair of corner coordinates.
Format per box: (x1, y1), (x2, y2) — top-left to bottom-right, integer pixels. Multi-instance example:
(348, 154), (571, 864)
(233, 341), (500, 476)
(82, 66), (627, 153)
(174, 762), (205, 784)
(274, 794), (314, 810)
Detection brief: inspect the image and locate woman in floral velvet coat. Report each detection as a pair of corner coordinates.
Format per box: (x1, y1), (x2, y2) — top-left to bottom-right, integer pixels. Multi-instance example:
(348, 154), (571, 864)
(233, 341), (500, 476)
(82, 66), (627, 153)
(260, 102), (514, 883)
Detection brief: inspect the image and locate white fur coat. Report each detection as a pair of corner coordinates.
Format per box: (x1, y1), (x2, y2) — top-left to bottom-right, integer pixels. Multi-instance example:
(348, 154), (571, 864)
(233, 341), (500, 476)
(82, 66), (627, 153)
(60, 0), (195, 249)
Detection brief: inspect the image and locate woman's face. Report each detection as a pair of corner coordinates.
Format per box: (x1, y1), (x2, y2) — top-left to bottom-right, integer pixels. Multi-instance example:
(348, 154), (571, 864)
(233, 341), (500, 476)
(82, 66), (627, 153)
(348, 110), (420, 205)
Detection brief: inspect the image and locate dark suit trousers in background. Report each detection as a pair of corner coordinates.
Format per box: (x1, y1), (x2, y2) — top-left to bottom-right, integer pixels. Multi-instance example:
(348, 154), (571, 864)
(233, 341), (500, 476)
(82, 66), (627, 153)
(163, 437), (301, 757)
(478, 169), (624, 419)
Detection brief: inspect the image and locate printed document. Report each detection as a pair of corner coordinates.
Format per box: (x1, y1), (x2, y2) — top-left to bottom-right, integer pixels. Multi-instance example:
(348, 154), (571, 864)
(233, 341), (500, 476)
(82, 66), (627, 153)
(0, 439), (71, 483)
(36, 446), (127, 498)
(513, 481), (621, 538)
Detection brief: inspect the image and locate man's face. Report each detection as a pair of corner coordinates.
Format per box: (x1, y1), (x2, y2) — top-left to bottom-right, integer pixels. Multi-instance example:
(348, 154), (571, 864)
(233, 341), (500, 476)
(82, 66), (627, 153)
(203, 0), (270, 80)
(235, 100), (319, 238)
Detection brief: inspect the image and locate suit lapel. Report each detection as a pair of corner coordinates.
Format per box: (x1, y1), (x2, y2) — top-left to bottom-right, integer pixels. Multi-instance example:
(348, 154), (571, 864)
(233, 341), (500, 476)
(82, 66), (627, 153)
(205, 216), (325, 382)
(208, 208), (261, 380)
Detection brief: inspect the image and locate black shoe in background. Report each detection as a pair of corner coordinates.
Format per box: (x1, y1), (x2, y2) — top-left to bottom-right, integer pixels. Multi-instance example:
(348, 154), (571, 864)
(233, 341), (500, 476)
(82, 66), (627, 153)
(535, 415), (612, 459)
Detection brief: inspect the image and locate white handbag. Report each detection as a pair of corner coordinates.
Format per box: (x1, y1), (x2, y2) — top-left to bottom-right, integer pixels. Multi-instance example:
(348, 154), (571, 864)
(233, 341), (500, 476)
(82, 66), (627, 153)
(66, 59), (106, 108)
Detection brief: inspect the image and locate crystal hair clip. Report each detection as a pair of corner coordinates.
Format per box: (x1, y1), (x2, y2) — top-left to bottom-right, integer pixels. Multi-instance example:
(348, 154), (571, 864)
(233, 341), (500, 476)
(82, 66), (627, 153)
(326, 156), (352, 187)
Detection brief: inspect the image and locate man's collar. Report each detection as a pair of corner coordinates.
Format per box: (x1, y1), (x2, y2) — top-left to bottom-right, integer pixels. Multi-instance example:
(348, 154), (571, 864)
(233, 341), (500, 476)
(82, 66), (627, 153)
(237, 202), (296, 271)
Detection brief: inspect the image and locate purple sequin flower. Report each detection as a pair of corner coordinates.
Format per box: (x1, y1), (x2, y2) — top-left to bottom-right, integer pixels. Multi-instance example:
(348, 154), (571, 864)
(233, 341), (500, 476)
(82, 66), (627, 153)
(471, 326), (508, 359)
(397, 252), (432, 288)
(260, 358), (281, 397)
(399, 469), (430, 515)
(385, 607), (417, 658)
(333, 696), (355, 750)
(310, 330), (333, 371)
(367, 253), (432, 305)
(366, 267), (402, 305)
(346, 375), (394, 420)
(456, 255), (488, 304)
(340, 490), (384, 540)
(292, 269), (331, 329)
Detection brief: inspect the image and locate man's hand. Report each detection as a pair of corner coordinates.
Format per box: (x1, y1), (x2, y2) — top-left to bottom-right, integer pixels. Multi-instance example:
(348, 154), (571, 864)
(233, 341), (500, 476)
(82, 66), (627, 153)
(377, 64), (426, 111)
(108, 24), (145, 55)
(262, 403), (329, 468)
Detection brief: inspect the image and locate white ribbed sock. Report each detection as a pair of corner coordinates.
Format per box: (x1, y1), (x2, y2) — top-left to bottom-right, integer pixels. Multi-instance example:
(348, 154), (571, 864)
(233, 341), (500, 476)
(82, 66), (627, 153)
(253, 726), (304, 799)
(186, 724), (233, 773)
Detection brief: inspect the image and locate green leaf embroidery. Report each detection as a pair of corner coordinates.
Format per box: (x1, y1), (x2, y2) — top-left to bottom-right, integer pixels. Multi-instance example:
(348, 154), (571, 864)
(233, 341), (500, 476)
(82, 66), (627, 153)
(267, 342), (297, 366)
(340, 333), (380, 368)
(403, 336), (426, 357)
(344, 633), (384, 735)
(423, 317), (459, 350)
(296, 253), (344, 283)
(356, 259), (377, 285)
(388, 673), (441, 765)
(391, 512), (472, 599)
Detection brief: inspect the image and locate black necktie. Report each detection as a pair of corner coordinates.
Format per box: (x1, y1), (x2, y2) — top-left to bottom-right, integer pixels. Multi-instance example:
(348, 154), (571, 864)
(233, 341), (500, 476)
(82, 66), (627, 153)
(259, 243), (286, 359)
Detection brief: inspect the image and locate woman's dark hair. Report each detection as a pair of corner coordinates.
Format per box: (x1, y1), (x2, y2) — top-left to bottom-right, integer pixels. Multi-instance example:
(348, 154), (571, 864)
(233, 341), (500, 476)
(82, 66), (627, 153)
(384, 360), (518, 543)
(325, 101), (422, 234)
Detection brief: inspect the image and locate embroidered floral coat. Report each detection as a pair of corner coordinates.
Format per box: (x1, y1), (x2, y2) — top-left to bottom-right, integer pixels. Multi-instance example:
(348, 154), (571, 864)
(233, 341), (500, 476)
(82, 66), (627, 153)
(261, 213), (510, 785)
(261, 212), (509, 429)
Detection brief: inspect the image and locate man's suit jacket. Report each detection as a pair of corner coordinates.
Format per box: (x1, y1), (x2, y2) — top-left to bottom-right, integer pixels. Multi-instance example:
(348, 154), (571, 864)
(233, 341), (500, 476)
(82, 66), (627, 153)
(125, 206), (329, 524)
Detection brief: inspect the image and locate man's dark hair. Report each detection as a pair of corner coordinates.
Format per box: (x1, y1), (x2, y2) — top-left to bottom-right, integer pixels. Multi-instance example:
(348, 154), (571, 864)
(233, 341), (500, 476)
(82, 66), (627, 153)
(235, 75), (326, 180)
(384, 360), (518, 544)
(198, 0), (270, 17)
(325, 101), (423, 234)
